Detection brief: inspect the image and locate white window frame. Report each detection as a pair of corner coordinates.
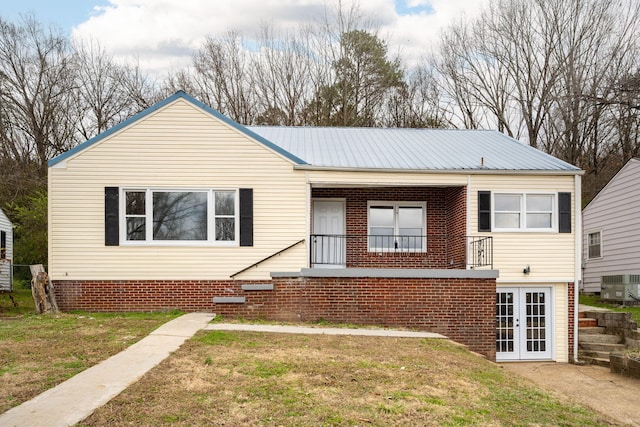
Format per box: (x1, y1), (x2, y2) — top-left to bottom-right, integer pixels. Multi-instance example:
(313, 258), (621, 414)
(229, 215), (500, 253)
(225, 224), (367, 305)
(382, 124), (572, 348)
(120, 188), (239, 246)
(367, 201), (427, 252)
(492, 192), (557, 232)
(587, 230), (603, 259)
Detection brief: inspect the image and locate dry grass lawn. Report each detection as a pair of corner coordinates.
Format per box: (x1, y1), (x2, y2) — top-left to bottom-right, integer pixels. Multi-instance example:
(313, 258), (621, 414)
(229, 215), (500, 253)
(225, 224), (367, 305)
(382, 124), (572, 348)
(80, 330), (616, 426)
(0, 289), (178, 413)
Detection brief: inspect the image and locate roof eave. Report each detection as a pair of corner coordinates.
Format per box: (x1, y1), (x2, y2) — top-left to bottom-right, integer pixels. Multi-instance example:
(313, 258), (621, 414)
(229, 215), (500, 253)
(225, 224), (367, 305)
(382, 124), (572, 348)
(293, 165), (584, 175)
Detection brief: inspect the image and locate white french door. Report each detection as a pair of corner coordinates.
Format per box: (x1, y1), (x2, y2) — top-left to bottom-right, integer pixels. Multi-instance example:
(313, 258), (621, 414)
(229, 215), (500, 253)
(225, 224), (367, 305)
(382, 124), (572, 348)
(312, 200), (346, 267)
(496, 287), (552, 361)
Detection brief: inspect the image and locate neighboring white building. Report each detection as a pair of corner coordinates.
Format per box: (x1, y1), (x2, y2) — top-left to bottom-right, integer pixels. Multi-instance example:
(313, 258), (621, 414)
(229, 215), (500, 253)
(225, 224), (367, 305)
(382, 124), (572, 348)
(0, 208), (13, 292)
(582, 158), (640, 293)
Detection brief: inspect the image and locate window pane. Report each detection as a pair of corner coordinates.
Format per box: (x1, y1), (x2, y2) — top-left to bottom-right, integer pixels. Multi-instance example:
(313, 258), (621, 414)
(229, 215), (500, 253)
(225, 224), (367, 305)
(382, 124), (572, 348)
(215, 192), (235, 216)
(370, 227), (394, 236)
(526, 213), (552, 228)
(369, 206), (393, 227)
(153, 192), (207, 240)
(398, 232), (423, 250)
(370, 227), (394, 249)
(527, 195), (552, 212)
(495, 195), (521, 211)
(398, 207), (423, 229)
(215, 218), (235, 241)
(126, 191), (145, 215)
(126, 217), (146, 241)
(495, 213), (520, 229)
(588, 232), (601, 258)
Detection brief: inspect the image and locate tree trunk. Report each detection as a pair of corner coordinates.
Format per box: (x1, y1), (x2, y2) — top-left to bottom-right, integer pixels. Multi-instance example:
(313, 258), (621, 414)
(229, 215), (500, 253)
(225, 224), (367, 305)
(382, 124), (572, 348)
(30, 264), (59, 314)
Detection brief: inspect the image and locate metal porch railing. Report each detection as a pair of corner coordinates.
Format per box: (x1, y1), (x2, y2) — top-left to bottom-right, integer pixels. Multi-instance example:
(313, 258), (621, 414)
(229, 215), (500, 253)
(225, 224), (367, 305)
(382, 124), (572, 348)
(310, 234), (492, 269)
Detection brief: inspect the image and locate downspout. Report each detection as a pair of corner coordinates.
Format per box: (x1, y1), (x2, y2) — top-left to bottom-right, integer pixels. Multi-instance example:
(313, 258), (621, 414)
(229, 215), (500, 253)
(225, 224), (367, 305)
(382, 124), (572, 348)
(466, 175), (471, 269)
(574, 174), (582, 363)
(306, 171), (311, 268)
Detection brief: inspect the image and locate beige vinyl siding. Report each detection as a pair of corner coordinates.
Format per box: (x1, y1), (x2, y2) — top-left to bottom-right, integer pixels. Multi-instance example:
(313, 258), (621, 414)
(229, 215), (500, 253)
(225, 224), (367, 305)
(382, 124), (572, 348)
(48, 99), (307, 281)
(470, 174), (576, 282)
(306, 170), (469, 186)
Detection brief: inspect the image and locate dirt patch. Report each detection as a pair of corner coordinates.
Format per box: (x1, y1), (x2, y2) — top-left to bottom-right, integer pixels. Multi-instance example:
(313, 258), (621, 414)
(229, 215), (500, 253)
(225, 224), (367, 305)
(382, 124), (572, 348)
(503, 362), (640, 426)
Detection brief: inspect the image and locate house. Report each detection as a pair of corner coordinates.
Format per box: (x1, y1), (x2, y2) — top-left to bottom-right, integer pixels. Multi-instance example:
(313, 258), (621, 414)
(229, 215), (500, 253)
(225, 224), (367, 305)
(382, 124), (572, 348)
(582, 158), (640, 294)
(48, 91), (582, 362)
(0, 208), (13, 292)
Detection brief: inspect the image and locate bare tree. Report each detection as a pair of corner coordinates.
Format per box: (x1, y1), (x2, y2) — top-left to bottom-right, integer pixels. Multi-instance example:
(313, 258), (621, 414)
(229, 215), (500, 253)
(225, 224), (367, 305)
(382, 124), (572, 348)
(72, 40), (156, 140)
(436, 18), (522, 134)
(252, 25), (312, 125)
(384, 63), (447, 128)
(0, 16), (76, 179)
(190, 31), (257, 124)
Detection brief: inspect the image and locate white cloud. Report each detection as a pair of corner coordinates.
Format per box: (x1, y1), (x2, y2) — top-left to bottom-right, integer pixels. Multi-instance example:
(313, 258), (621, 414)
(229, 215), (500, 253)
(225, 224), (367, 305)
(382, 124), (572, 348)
(72, 0), (489, 76)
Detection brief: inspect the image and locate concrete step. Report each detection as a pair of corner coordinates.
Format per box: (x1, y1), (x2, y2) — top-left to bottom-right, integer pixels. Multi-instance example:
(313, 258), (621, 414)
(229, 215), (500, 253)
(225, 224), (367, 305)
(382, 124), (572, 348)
(578, 333), (621, 344)
(579, 349), (612, 361)
(578, 326), (605, 334)
(579, 342), (626, 353)
(579, 354), (611, 367)
(579, 317), (598, 327)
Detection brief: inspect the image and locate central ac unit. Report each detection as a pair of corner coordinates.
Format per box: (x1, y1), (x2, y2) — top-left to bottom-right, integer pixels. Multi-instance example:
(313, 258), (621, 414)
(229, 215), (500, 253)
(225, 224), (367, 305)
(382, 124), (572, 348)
(600, 274), (640, 303)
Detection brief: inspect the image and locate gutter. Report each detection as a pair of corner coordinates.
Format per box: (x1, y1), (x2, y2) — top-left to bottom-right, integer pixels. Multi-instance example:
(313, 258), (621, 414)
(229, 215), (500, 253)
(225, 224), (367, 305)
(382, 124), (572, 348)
(293, 165), (584, 176)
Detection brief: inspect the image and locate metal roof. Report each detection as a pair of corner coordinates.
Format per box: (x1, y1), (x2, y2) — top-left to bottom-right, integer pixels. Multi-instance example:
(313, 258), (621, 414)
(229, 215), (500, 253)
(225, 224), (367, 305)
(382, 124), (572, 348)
(247, 126), (581, 172)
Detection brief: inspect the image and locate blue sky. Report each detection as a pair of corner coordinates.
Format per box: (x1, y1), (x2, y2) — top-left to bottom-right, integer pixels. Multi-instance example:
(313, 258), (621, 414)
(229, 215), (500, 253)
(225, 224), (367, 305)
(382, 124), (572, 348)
(0, 1), (487, 76)
(0, 0), (107, 34)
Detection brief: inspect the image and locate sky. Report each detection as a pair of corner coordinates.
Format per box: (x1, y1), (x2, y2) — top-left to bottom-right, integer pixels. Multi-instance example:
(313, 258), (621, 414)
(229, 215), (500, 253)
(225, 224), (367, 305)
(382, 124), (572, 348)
(0, 0), (489, 77)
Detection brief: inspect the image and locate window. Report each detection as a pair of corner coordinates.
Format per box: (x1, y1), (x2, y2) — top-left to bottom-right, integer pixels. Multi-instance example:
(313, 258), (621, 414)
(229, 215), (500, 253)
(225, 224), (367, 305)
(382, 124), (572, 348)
(122, 189), (237, 244)
(493, 193), (555, 231)
(368, 202), (426, 251)
(0, 230), (6, 259)
(588, 231), (602, 259)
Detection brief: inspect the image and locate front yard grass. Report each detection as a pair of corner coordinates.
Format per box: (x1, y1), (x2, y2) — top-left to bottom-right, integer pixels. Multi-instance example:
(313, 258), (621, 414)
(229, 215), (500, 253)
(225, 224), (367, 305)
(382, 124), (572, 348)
(80, 330), (614, 426)
(0, 289), (179, 413)
(0, 290), (619, 425)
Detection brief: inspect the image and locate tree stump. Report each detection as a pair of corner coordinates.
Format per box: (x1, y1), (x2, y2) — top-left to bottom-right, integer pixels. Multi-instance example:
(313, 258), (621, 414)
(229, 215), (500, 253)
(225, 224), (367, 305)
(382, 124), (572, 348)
(30, 264), (59, 314)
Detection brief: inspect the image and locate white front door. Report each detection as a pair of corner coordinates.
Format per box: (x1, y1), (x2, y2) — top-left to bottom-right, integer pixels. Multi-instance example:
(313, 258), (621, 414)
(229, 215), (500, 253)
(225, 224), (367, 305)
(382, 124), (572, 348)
(312, 200), (345, 267)
(496, 287), (552, 361)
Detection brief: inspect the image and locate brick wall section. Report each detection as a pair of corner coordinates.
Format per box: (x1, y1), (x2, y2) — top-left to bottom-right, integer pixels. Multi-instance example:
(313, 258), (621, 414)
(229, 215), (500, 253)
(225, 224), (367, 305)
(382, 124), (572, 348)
(53, 279), (270, 313)
(445, 186), (467, 267)
(53, 275), (496, 361)
(568, 282), (575, 362)
(312, 187), (467, 268)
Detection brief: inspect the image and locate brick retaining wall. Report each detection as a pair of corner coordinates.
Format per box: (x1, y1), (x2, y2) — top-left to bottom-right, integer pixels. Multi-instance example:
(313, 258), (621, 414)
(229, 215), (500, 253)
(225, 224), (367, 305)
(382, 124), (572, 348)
(53, 275), (496, 360)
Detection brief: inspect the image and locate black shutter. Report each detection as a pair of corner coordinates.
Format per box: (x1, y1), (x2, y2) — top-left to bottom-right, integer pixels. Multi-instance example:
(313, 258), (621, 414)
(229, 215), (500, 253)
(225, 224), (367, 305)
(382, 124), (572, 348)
(239, 188), (253, 246)
(105, 187), (119, 246)
(559, 192), (571, 233)
(478, 191), (491, 232)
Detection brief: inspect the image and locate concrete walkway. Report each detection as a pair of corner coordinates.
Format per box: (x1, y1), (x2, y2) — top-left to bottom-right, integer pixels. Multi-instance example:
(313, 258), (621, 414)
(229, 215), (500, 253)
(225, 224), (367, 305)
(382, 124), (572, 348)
(205, 323), (447, 338)
(0, 312), (214, 427)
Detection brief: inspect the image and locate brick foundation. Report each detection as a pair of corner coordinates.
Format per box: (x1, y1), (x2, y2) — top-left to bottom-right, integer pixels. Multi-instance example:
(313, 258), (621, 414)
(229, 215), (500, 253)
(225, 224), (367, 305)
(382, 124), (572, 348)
(53, 274), (496, 361)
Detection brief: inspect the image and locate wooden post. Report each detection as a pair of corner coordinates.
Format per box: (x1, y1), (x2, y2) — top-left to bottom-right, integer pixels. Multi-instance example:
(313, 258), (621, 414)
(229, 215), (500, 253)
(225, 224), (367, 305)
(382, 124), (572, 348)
(30, 264), (59, 314)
